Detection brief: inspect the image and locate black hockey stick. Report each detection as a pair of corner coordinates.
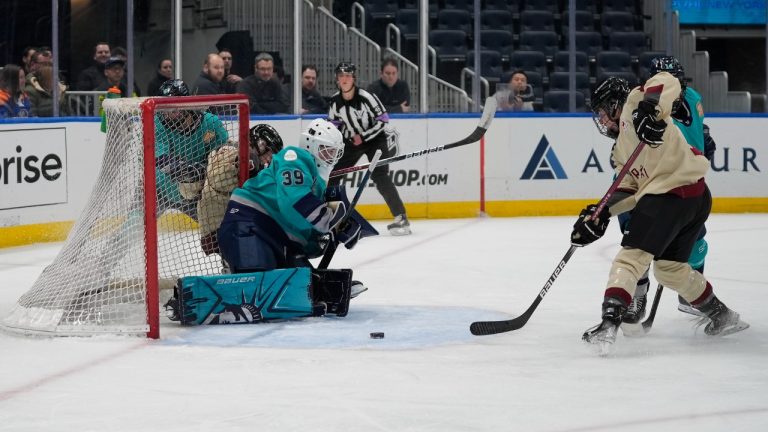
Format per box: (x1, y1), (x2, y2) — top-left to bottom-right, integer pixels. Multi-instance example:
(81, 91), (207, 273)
(329, 97), (497, 178)
(641, 284), (663, 333)
(470, 139), (649, 336)
(318, 149), (382, 270)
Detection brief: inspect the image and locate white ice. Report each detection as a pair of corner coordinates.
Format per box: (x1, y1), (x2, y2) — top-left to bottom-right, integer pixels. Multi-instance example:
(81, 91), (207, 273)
(1, 215), (767, 432)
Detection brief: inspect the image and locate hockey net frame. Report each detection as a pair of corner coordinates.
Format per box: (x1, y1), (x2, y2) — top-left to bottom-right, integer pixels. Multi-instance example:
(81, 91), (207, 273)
(1, 95), (249, 339)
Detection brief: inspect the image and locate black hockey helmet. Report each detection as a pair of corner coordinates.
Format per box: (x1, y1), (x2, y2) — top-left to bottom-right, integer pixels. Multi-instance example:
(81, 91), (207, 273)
(650, 56), (686, 91)
(248, 124), (284, 176)
(589, 76), (630, 139)
(334, 62), (356, 76)
(159, 79), (190, 97)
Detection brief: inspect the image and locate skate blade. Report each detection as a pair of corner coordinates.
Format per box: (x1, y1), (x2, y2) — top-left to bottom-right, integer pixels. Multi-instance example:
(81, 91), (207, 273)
(350, 285), (368, 299)
(678, 303), (705, 316)
(620, 321), (647, 338)
(388, 226), (412, 236)
(710, 320), (750, 337)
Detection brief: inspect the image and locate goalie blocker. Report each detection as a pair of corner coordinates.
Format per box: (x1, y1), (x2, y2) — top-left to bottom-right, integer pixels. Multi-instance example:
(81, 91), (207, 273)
(166, 267), (353, 325)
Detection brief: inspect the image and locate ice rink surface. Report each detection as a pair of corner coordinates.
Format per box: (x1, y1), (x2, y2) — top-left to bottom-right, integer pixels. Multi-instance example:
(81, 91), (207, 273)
(1, 214), (766, 431)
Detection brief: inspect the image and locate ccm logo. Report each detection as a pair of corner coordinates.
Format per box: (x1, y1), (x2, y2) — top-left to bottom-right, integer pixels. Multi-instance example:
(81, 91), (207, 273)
(1, 145), (63, 184)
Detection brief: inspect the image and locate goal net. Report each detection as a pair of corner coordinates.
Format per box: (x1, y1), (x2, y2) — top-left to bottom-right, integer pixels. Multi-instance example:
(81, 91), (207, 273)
(1, 95), (249, 338)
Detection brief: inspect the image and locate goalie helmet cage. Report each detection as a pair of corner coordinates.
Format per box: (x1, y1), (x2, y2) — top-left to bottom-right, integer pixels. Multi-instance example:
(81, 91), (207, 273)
(0, 95), (250, 339)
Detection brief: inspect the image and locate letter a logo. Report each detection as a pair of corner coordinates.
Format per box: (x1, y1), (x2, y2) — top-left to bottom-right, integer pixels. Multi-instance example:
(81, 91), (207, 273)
(520, 135), (567, 180)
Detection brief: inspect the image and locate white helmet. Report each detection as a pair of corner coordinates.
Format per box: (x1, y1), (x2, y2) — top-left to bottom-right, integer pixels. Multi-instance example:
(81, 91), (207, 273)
(300, 118), (344, 181)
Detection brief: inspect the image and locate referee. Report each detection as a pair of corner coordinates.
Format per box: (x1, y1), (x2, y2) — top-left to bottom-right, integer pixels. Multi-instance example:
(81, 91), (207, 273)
(327, 62), (411, 236)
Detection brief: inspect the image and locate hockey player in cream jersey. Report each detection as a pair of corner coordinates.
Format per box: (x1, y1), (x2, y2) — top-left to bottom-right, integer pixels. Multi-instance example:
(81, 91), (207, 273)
(573, 73), (748, 352)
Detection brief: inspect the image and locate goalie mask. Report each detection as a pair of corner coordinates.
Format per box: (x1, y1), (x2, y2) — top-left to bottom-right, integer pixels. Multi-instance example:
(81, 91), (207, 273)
(159, 79), (190, 97)
(590, 76), (630, 139)
(248, 123), (284, 176)
(300, 119), (344, 182)
(157, 79), (202, 134)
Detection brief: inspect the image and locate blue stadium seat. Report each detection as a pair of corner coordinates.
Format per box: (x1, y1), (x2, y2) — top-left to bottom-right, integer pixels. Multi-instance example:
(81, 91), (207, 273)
(637, 51), (667, 81)
(509, 50), (548, 77)
(429, 29), (469, 63)
(553, 51), (590, 74)
(601, 11), (636, 34)
(437, 9), (473, 35)
(561, 10), (595, 33)
(480, 9), (514, 32)
(480, 30), (515, 62)
(444, 0), (474, 14)
(467, 50), (504, 87)
(363, 0), (397, 20)
(565, 31), (603, 58)
(597, 70), (639, 88)
(573, 0), (599, 13)
(608, 32), (648, 57)
(520, 10), (556, 32)
(596, 51), (633, 77)
(602, 0), (640, 14)
(519, 30), (559, 58)
(484, 0), (521, 16)
(523, 0), (559, 14)
(543, 90), (586, 112)
(549, 72), (591, 100)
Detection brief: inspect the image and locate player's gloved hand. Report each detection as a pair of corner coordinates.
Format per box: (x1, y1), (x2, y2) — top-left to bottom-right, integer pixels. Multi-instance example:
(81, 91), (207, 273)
(703, 124), (716, 161)
(571, 204), (610, 247)
(334, 218), (362, 250)
(632, 100), (666, 147)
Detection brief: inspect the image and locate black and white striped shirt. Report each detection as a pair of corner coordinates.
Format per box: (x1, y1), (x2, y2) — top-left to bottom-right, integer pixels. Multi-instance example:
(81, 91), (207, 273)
(328, 87), (390, 142)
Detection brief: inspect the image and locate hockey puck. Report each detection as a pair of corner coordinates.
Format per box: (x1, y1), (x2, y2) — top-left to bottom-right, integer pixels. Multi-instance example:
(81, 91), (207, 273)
(370, 332), (385, 339)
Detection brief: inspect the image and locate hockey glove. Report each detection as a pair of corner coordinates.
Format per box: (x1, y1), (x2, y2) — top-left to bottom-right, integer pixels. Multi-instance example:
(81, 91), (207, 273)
(334, 218), (362, 249)
(571, 204), (610, 247)
(703, 124), (716, 161)
(632, 100), (666, 147)
(325, 185), (350, 206)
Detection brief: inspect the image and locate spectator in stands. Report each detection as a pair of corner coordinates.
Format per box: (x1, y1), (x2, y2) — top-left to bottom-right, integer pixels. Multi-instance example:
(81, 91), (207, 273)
(0, 64), (32, 118)
(27, 64), (69, 117)
(146, 59), (173, 96)
(236, 52), (289, 114)
(95, 57), (128, 96)
(367, 58), (411, 113)
(301, 64), (328, 114)
(21, 47), (37, 74)
(111, 46), (141, 96)
(192, 53), (226, 95)
(495, 70), (534, 112)
(76, 42), (111, 91)
(218, 49), (242, 94)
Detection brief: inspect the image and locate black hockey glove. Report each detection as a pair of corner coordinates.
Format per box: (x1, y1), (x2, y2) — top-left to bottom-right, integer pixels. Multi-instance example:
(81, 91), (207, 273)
(571, 204), (610, 247)
(703, 124), (716, 161)
(632, 100), (666, 147)
(334, 218), (362, 250)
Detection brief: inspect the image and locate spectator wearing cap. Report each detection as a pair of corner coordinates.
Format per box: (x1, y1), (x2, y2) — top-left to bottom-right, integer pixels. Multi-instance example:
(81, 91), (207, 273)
(192, 53), (226, 95)
(236, 52), (289, 114)
(76, 42), (111, 91)
(95, 56), (127, 95)
(112, 46), (141, 96)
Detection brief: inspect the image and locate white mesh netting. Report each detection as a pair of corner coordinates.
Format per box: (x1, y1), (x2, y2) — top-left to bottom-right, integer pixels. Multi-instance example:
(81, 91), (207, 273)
(1, 96), (247, 337)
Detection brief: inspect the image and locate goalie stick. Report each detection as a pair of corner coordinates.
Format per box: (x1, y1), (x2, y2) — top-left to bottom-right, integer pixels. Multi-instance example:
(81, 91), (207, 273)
(470, 139), (649, 336)
(318, 149), (382, 270)
(329, 97), (497, 178)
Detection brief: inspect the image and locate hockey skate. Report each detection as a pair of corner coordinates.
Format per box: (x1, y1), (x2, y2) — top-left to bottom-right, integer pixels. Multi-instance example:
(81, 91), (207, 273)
(695, 296), (750, 336)
(678, 295), (704, 317)
(387, 214), (412, 236)
(620, 279), (649, 337)
(583, 298), (626, 355)
(350, 280), (368, 299)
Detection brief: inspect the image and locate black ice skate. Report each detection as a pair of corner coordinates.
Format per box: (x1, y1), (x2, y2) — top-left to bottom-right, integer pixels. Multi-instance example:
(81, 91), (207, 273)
(620, 279), (649, 337)
(387, 214), (412, 236)
(583, 298), (626, 355)
(695, 296), (750, 336)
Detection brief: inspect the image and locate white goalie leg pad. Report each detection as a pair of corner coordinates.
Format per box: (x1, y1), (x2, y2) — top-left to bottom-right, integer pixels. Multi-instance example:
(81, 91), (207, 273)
(605, 248), (654, 295)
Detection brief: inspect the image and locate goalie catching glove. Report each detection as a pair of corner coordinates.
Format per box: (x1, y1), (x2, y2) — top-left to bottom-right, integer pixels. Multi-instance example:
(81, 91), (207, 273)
(632, 100), (666, 147)
(571, 204), (610, 247)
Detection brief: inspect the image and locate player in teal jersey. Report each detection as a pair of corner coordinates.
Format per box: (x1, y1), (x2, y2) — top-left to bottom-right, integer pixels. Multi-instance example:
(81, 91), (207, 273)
(153, 79), (229, 219)
(620, 57), (718, 327)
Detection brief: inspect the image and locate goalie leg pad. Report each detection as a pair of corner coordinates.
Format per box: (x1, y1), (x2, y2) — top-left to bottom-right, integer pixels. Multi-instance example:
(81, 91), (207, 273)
(178, 268), (314, 325)
(312, 269), (353, 317)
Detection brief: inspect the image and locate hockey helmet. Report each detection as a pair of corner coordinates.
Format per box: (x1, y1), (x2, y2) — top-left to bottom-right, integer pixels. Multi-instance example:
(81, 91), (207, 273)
(159, 79), (190, 97)
(334, 62), (356, 77)
(300, 119), (344, 181)
(248, 123), (284, 175)
(590, 76), (630, 139)
(650, 56), (686, 90)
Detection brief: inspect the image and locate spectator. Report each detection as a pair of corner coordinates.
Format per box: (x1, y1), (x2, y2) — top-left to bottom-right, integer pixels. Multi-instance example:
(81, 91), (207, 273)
(495, 70), (534, 112)
(0, 64), (32, 118)
(24, 50), (53, 92)
(76, 42), (111, 91)
(367, 58), (411, 113)
(21, 47), (37, 74)
(146, 59), (173, 96)
(218, 49), (242, 94)
(301, 64), (329, 114)
(192, 53), (226, 95)
(236, 52), (289, 114)
(111, 46), (141, 96)
(27, 64), (69, 117)
(95, 57), (127, 95)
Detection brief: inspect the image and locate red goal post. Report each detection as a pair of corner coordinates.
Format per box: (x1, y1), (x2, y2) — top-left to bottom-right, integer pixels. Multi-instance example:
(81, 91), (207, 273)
(1, 95), (250, 339)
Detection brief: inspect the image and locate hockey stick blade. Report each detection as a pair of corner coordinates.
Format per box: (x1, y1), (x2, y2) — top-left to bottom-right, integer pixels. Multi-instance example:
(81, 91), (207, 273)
(329, 97), (497, 178)
(470, 245), (577, 336)
(641, 284), (663, 333)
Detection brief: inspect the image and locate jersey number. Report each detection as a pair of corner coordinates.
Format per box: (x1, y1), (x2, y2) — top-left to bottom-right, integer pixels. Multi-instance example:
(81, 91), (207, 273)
(281, 169), (305, 186)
